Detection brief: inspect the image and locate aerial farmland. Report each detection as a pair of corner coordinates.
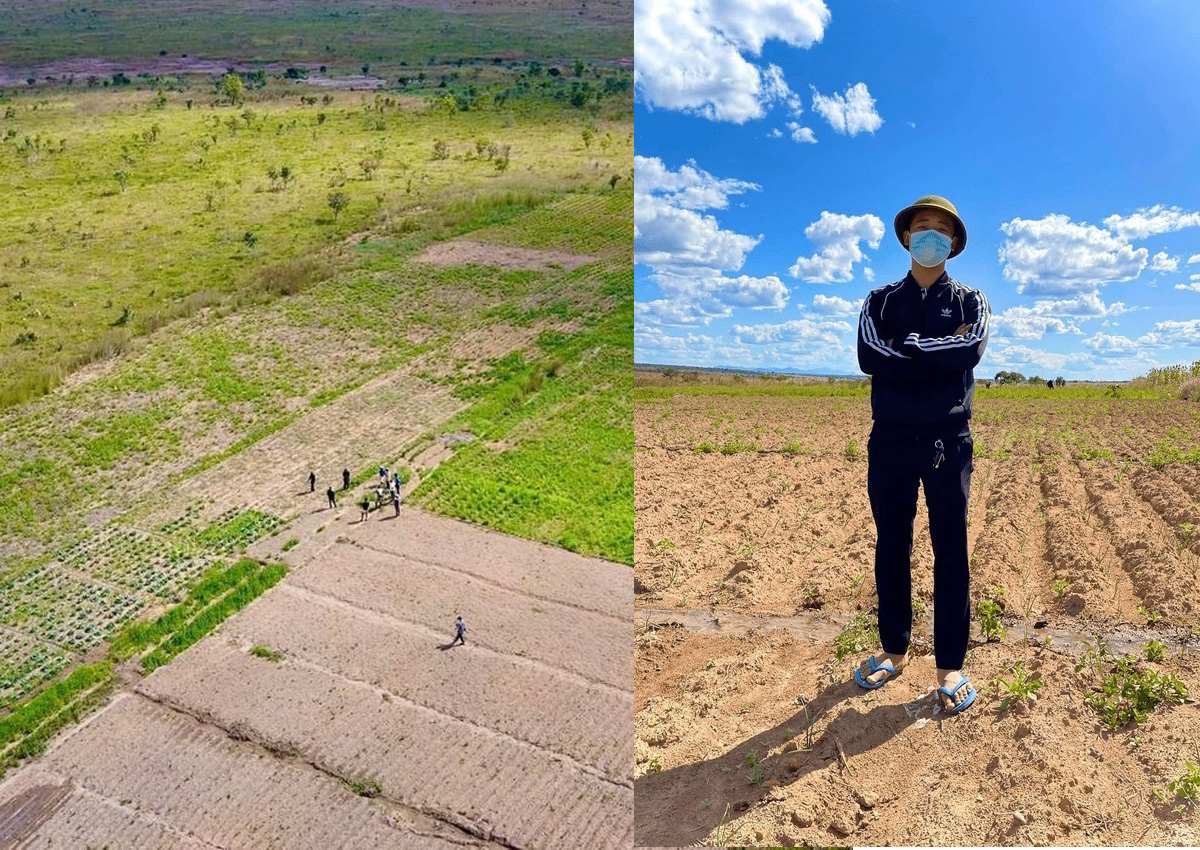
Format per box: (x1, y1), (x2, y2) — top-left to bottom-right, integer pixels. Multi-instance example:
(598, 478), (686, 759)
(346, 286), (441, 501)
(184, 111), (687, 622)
(0, 1), (633, 846)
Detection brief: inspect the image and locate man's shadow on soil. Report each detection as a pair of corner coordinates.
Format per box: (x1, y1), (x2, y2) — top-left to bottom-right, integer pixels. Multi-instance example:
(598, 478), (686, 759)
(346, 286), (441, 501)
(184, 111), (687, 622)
(634, 676), (937, 847)
(437, 642), (463, 651)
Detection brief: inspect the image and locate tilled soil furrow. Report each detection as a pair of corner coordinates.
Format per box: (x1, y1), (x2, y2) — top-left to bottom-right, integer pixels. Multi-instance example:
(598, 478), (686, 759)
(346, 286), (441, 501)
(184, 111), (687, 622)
(969, 458), (1049, 613)
(4, 692), (472, 849)
(168, 371), (465, 525)
(220, 589), (632, 779)
(1082, 462), (1196, 621)
(1129, 465), (1200, 557)
(290, 541), (630, 690)
(344, 515), (630, 622)
(137, 640), (632, 850)
(0, 765), (219, 849)
(1039, 458), (1128, 622)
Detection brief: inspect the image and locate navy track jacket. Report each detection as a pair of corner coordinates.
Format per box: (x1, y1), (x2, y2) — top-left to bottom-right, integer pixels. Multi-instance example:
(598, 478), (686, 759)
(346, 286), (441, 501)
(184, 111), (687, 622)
(857, 272), (990, 427)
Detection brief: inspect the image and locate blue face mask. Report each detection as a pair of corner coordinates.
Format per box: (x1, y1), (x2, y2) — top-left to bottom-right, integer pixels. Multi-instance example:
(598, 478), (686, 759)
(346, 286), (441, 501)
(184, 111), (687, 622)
(909, 229), (953, 268)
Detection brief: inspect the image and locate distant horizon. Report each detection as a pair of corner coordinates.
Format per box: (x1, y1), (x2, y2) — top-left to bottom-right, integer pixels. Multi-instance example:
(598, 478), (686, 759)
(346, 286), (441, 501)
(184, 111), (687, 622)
(632, 359), (1167, 384)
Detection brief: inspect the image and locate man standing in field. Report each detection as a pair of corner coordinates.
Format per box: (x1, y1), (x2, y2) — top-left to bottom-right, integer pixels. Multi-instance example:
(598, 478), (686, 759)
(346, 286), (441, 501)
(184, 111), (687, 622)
(854, 195), (990, 714)
(326, 485), (337, 509)
(451, 615), (467, 647)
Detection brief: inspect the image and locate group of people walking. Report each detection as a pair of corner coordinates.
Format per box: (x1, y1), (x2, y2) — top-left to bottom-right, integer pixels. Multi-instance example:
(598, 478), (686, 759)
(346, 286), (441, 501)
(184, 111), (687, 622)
(307, 464), (404, 516)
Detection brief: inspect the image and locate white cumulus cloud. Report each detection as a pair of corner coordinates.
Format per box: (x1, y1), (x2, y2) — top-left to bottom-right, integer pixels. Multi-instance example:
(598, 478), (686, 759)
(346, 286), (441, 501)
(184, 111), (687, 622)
(634, 0), (831, 123)
(811, 294), (862, 316)
(1174, 282), (1200, 292)
(1102, 205), (1200, 240)
(809, 82), (883, 135)
(1149, 252), (1179, 273)
(636, 157), (789, 327)
(1188, 253), (1200, 264)
(998, 214), (1148, 295)
(732, 317), (852, 345)
(787, 121), (817, 143)
(1139, 319), (1200, 347)
(789, 211), (885, 283)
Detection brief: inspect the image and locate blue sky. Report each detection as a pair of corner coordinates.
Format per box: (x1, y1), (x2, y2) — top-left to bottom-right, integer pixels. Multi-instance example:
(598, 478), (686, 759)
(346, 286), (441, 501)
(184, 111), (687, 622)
(633, 1), (1200, 380)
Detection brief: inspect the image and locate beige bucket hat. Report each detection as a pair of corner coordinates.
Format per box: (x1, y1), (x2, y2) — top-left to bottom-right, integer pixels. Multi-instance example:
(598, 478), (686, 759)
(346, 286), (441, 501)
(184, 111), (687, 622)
(894, 195), (967, 258)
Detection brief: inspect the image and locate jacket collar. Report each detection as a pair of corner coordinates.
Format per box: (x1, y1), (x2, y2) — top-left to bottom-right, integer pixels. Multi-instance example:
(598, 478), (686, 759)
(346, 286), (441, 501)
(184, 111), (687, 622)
(903, 270), (951, 294)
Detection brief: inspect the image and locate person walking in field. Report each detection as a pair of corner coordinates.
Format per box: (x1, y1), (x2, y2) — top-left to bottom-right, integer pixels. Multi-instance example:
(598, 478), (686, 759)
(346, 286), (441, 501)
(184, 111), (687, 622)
(450, 615), (467, 646)
(326, 486), (337, 509)
(854, 195), (991, 715)
(343, 467), (351, 490)
(308, 470), (316, 493)
(379, 464), (389, 484)
(391, 477), (401, 516)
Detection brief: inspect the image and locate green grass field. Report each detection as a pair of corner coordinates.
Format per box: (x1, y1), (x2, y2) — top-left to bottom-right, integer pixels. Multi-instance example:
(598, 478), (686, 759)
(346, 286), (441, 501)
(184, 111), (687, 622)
(0, 74), (631, 407)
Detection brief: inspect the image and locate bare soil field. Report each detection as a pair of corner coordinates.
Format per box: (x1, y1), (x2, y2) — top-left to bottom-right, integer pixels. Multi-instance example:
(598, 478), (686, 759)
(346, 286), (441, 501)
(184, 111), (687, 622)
(634, 390), (1200, 847)
(0, 508), (633, 849)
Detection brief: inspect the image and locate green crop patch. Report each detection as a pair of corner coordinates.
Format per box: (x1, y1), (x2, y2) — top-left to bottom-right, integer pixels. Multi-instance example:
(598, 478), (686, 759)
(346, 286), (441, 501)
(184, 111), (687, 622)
(142, 561), (288, 673)
(0, 662), (112, 749)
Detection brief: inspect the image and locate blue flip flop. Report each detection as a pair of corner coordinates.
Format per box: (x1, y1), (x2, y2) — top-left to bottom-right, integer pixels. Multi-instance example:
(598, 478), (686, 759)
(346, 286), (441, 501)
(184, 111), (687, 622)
(938, 674), (977, 714)
(853, 655), (901, 690)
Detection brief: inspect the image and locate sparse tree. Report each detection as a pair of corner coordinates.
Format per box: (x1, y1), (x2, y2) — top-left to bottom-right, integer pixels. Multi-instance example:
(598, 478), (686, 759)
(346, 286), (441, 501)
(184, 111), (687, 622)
(220, 73), (244, 105)
(327, 191), (349, 220)
(431, 139), (449, 160)
(359, 157), (380, 180)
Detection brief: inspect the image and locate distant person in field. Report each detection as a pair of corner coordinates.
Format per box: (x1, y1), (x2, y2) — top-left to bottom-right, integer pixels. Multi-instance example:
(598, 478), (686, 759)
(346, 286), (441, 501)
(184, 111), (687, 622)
(359, 494), (371, 522)
(392, 470), (402, 492)
(379, 464), (389, 484)
(326, 486), (337, 509)
(343, 467), (351, 490)
(451, 615), (467, 646)
(390, 477), (401, 516)
(308, 470), (316, 493)
(855, 195), (991, 715)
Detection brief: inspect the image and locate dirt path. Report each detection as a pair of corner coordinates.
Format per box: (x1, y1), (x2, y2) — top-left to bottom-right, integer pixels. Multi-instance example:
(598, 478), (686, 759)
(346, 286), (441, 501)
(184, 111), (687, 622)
(0, 505), (632, 849)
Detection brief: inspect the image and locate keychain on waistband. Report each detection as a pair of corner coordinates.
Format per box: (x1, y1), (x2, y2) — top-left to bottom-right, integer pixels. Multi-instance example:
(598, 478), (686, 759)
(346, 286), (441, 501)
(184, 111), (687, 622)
(932, 439), (945, 469)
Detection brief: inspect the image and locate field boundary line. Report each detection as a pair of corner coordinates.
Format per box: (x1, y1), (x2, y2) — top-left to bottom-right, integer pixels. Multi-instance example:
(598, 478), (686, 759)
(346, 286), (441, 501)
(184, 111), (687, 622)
(347, 538), (629, 626)
(213, 633), (633, 790)
(280, 583), (633, 698)
(129, 690), (520, 850)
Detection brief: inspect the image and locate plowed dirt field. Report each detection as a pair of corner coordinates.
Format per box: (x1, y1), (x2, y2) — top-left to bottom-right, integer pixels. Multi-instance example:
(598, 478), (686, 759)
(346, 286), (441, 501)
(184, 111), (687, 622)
(0, 509), (633, 849)
(634, 389), (1200, 847)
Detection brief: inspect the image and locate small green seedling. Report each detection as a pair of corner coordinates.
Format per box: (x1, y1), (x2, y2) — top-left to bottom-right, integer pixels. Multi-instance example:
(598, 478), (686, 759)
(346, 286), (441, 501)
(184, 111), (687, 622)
(647, 755), (662, 773)
(1051, 579), (1070, 599)
(977, 598), (1006, 642)
(1144, 640), (1167, 662)
(992, 661), (1043, 712)
(744, 749), (762, 786)
(833, 612), (879, 663)
(1169, 759), (1200, 811)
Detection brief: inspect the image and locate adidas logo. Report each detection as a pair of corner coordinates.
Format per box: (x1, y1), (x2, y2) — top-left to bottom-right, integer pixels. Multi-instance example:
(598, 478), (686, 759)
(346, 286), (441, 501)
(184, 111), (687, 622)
(941, 308), (953, 317)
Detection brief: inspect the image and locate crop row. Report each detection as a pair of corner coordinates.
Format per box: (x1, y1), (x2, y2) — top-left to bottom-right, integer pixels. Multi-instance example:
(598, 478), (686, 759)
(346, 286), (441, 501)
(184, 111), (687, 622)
(108, 559), (261, 662)
(56, 523), (211, 600)
(190, 508), (285, 555)
(140, 561), (289, 673)
(0, 632), (70, 710)
(0, 661), (115, 778)
(0, 565), (143, 653)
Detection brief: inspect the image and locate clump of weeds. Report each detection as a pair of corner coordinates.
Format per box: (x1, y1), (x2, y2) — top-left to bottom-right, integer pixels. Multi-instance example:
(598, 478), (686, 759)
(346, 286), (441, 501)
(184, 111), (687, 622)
(834, 612), (879, 662)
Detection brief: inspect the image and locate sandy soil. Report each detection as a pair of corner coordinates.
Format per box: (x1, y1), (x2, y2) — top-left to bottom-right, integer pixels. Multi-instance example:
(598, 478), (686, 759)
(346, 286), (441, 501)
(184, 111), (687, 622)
(0, 506), (633, 849)
(415, 239), (597, 273)
(634, 391), (1200, 847)
(635, 626), (1200, 847)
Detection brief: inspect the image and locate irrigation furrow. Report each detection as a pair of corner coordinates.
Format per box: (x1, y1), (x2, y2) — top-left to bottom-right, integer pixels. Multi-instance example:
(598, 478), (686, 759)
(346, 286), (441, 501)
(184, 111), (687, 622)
(635, 607), (1199, 661)
(1078, 462), (1191, 621)
(348, 539), (628, 626)
(1039, 459), (1129, 622)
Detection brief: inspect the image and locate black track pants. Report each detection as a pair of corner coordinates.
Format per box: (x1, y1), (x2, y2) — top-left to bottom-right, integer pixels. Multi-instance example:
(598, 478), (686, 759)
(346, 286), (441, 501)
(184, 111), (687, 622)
(867, 427), (973, 670)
